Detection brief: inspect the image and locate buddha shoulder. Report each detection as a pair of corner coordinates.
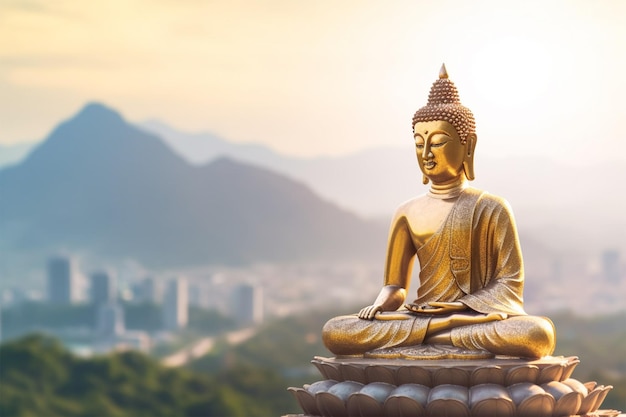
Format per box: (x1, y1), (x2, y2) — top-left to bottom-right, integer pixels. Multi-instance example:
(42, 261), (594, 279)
(473, 191), (516, 220)
(392, 194), (431, 219)
(389, 193), (456, 239)
(388, 188), (515, 229)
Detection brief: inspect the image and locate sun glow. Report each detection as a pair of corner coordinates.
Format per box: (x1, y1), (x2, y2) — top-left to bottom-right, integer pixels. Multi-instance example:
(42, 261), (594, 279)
(470, 36), (554, 111)
(0, 0), (625, 162)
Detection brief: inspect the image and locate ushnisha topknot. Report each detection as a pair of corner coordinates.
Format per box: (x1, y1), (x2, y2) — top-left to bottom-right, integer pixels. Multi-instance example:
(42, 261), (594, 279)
(412, 64), (476, 143)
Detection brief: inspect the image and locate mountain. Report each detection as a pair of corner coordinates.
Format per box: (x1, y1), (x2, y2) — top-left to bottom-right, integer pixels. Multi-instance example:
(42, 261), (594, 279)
(0, 142), (35, 168)
(140, 120), (626, 254)
(139, 119), (283, 167)
(138, 120), (422, 217)
(0, 103), (387, 268)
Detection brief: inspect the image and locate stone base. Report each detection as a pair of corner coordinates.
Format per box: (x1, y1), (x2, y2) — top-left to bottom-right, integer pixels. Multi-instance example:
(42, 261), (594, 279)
(288, 354), (619, 417)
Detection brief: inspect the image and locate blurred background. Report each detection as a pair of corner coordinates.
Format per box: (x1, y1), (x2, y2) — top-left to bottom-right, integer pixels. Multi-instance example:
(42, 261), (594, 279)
(1, 0), (625, 415)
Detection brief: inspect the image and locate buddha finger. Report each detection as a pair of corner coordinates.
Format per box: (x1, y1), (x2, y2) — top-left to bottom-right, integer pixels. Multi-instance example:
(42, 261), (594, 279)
(375, 312), (412, 321)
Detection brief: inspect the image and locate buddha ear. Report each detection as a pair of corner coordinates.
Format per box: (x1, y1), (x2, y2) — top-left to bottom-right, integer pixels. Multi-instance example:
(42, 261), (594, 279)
(462, 133), (477, 181)
(422, 174), (429, 185)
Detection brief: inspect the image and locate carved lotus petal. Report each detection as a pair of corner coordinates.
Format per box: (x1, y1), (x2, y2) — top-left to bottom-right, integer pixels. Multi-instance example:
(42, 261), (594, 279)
(505, 365), (539, 385)
(395, 365), (432, 386)
(365, 365), (395, 384)
(597, 385), (613, 406)
(426, 399), (470, 417)
(469, 383), (514, 416)
(470, 365), (505, 386)
(429, 384), (468, 403)
(507, 382), (554, 417)
(327, 381), (365, 402)
(541, 380), (573, 400)
(543, 381), (582, 416)
(537, 363), (564, 384)
(470, 399), (514, 416)
(516, 395), (554, 417)
(288, 387), (319, 416)
(361, 382), (396, 403)
(583, 385), (612, 414)
(384, 394), (426, 417)
(433, 367), (470, 386)
(583, 381), (598, 392)
(347, 393), (384, 417)
(317, 381), (363, 417)
(386, 383), (430, 407)
(316, 361), (342, 381)
(578, 386), (601, 414)
(427, 384), (470, 417)
(561, 378), (588, 397)
(346, 383), (395, 417)
(316, 392), (347, 417)
(427, 400), (470, 417)
(307, 379), (339, 394)
(561, 357), (580, 381)
(556, 391), (583, 416)
(340, 363), (367, 384)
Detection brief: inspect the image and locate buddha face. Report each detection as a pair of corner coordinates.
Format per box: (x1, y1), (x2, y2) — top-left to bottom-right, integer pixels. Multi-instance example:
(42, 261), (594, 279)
(413, 120), (467, 184)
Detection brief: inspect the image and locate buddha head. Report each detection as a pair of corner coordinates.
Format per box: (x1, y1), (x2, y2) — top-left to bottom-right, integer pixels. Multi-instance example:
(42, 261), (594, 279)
(412, 64), (477, 185)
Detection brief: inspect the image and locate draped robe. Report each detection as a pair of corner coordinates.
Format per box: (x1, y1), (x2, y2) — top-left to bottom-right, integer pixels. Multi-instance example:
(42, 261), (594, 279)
(322, 188), (555, 358)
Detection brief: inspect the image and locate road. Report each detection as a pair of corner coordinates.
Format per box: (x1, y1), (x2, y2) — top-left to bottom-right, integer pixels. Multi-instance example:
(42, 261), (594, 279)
(161, 327), (258, 367)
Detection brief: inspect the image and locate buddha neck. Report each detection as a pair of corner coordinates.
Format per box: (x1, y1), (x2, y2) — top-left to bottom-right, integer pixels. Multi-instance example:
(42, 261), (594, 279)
(428, 177), (467, 200)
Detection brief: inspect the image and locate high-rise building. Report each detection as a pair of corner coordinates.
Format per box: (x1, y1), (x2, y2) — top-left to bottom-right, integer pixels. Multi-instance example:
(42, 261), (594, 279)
(90, 270), (116, 307)
(163, 277), (188, 330)
(231, 283), (263, 326)
(96, 302), (125, 338)
(47, 256), (79, 304)
(135, 276), (161, 304)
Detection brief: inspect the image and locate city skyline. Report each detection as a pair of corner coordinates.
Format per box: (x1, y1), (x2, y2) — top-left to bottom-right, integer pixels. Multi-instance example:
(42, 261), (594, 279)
(1, 0), (625, 164)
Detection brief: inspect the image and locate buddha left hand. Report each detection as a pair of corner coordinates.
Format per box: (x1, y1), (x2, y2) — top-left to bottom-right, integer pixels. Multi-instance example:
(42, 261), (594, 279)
(405, 301), (467, 315)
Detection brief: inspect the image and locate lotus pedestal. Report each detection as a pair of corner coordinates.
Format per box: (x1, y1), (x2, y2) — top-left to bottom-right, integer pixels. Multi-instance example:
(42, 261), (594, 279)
(288, 347), (619, 417)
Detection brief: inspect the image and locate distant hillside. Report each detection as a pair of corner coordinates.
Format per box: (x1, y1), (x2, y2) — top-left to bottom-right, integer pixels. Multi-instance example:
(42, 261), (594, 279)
(140, 120), (626, 255)
(0, 142), (35, 168)
(139, 120), (421, 217)
(0, 334), (297, 417)
(0, 103), (386, 268)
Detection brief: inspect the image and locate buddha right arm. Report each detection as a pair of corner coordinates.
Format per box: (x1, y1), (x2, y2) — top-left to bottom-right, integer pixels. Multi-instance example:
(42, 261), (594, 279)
(358, 285), (407, 319)
(359, 212), (415, 320)
(383, 213), (416, 288)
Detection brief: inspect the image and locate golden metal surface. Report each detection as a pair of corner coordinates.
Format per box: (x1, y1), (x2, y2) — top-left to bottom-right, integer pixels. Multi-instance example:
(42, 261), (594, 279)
(439, 63), (448, 79)
(322, 65), (556, 359)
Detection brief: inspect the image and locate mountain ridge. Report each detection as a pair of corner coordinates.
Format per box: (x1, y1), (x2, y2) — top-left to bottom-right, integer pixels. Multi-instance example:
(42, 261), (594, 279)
(139, 119), (626, 255)
(0, 102), (386, 268)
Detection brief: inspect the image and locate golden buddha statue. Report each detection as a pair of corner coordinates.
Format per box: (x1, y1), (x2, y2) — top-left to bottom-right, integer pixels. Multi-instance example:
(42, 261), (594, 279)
(322, 64), (556, 359)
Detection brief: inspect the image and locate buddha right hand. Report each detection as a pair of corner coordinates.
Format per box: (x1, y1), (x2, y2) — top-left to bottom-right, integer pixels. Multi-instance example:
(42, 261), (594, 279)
(358, 304), (383, 320)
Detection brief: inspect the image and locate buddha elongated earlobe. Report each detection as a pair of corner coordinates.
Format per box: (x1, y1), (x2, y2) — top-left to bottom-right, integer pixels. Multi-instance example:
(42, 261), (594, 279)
(422, 174), (429, 185)
(462, 134), (477, 181)
(462, 158), (474, 181)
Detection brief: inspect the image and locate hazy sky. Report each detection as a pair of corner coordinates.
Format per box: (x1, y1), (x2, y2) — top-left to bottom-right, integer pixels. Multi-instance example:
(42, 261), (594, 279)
(1, 0), (625, 162)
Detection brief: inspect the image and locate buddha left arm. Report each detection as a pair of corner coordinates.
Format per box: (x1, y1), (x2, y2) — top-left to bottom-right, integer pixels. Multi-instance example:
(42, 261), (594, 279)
(458, 197), (526, 316)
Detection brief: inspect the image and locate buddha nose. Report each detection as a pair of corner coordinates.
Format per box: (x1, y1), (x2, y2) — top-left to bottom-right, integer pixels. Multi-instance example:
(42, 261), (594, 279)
(422, 145), (433, 159)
